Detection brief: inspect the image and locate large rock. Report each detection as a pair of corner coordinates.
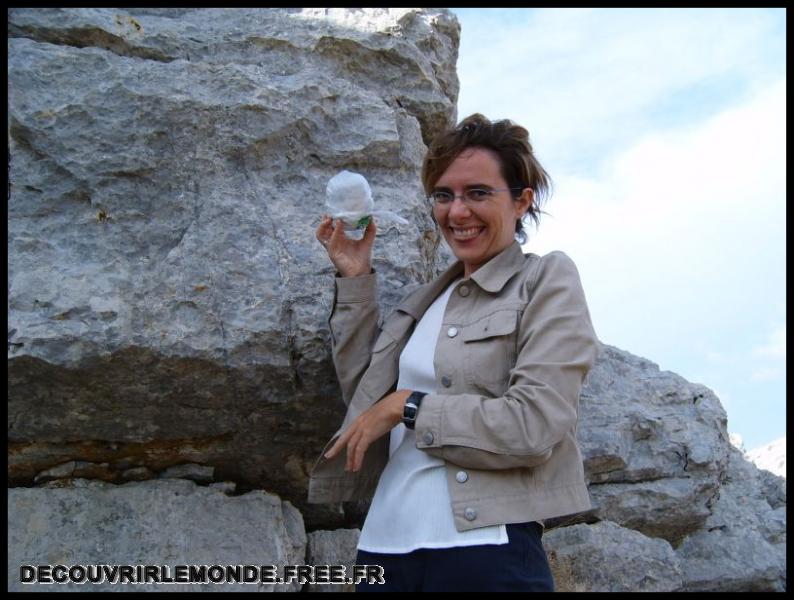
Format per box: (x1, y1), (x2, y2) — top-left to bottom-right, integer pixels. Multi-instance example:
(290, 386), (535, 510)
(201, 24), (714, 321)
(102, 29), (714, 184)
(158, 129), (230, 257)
(7, 7), (786, 593)
(540, 343), (785, 591)
(305, 529), (361, 593)
(675, 445), (786, 591)
(544, 520), (684, 592)
(542, 443), (785, 592)
(8, 7), (459, 529)
(577, 344), (729, 545)
(7, 478), (307, 592)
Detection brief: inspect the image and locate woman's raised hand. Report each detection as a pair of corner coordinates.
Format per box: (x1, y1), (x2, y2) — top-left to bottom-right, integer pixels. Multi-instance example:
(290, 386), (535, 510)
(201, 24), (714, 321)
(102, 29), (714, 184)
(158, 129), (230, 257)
(316, 216), (377, 278)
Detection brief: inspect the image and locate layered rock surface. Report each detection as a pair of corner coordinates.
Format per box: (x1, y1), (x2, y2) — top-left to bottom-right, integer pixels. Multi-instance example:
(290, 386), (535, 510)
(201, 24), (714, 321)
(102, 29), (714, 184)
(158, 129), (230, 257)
(7, 7), (785, 593)
(8, 479), (307, 592)
(8, 7), (458, 529)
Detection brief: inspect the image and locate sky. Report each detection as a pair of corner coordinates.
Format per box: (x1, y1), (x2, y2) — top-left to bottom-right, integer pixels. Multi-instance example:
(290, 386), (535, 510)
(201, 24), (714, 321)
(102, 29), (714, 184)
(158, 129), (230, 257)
(450, 7), (785, 453)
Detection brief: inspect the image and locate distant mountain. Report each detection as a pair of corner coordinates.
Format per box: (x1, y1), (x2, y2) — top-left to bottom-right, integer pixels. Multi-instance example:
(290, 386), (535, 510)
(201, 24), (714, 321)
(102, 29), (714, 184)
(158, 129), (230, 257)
(746, 437), (786, 479)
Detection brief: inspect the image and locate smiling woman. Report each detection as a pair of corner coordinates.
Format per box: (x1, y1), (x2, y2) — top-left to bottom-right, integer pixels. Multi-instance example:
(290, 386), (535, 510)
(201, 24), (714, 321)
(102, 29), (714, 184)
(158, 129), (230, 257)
(311, 113), (599, 592)
(423, 113), (551, 247)
(430, 148), (527, 277)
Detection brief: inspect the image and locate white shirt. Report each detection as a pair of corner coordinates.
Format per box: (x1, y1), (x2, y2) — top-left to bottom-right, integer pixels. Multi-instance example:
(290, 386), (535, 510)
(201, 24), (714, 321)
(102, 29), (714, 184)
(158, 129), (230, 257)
(356, 278), (508, 553)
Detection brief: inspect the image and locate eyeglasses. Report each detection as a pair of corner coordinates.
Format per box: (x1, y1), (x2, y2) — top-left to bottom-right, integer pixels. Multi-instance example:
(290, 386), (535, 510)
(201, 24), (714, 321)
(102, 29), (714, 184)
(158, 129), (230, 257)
(427, 188), (523, 207)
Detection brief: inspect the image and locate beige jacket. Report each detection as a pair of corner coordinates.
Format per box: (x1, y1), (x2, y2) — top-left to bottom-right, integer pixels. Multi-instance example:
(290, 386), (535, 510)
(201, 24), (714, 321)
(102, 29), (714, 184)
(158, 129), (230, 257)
(308, 241), (599, 532)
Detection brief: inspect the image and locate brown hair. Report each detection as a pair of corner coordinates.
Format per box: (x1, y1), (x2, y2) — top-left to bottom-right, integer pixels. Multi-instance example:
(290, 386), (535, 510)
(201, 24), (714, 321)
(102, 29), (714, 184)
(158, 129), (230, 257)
(421, 113), (551, 243)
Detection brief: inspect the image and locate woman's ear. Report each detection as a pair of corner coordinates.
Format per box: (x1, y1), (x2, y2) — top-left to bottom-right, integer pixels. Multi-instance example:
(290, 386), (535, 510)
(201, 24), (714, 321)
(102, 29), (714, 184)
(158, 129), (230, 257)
(516, 187), (534, 218)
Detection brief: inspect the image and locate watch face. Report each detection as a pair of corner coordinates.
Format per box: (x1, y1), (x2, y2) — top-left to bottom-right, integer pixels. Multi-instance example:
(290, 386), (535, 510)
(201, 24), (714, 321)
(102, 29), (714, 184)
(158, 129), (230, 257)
(403, 405), (418, 421)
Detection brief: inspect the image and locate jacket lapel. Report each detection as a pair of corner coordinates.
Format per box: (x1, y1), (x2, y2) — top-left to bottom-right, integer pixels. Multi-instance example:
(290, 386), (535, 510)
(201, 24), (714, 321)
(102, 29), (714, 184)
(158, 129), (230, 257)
(396, 241), (526, 317)
(469, 241), (527, 293)
(393, 260), (464, 320)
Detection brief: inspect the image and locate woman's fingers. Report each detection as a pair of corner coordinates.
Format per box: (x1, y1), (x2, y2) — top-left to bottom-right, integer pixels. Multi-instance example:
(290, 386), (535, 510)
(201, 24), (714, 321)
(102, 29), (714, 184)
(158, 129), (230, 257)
(316, 215), (333, 246)
(362, 217), (377, 246)
(320, 217), (376, 256)
(346, 431), (360, 472)
(348, 430), (370, 472)
(330, 217), (346, 247)
(351, 434), (370, 472)
(324, 393), (403, 470)
(323, 421), (371, 472)
(325, 426), (351, 459)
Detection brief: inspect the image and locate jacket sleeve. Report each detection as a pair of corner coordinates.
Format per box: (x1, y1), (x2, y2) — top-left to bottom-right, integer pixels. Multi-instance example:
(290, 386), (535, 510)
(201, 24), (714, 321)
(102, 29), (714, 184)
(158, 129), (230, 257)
(328, 271), (380, 407)
(414, 251), (599, 469)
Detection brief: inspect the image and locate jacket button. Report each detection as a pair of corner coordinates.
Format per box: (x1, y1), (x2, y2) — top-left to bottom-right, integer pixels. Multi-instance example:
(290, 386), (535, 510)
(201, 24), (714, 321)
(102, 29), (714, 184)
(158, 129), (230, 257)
(464, 508), (477, 521)
(458, 285), (470, 297)
(441, 376), (451, 388)
(423, 431), (434, 445)
(447, 326), (458, 338)
(455, 471), (468, 483)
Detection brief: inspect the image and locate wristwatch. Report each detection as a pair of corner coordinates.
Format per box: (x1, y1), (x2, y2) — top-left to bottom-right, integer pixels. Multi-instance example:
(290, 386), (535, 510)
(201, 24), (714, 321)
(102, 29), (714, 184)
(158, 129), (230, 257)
(402, 391), (427, 430)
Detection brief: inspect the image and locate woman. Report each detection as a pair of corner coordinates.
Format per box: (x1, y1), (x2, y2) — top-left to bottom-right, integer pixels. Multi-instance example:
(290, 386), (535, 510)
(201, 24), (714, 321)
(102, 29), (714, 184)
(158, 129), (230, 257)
(309, 114), (599, 592)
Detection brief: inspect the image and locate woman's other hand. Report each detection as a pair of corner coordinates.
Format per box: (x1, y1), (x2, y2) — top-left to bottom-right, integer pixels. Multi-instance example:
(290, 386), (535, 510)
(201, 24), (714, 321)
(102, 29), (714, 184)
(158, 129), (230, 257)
(324, 389), (411, 472)
(316, 216), (377, 278)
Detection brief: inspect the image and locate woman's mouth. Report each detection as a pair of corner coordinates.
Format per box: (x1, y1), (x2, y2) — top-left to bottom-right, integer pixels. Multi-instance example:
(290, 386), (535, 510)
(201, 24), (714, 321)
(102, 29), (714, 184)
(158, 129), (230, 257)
(450, 226), (484, 241)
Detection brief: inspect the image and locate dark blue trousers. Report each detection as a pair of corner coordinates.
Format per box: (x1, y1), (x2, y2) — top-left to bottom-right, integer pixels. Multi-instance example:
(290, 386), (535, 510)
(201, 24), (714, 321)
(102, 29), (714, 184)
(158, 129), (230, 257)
(355, 522), (554, 592)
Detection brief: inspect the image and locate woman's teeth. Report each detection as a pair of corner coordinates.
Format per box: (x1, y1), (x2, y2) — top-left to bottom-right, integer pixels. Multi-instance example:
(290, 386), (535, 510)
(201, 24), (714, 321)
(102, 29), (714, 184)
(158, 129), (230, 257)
(451, 226), (483, 240)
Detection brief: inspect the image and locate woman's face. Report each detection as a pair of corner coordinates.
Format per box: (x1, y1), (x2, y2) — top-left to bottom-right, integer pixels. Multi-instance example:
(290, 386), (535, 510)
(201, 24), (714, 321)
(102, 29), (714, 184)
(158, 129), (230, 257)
(432, 147), (531, 278)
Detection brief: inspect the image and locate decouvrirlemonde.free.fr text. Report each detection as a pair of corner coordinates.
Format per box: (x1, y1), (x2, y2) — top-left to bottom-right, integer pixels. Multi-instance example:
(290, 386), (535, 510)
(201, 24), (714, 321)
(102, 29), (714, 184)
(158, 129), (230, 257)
(20, 564), (385, 586)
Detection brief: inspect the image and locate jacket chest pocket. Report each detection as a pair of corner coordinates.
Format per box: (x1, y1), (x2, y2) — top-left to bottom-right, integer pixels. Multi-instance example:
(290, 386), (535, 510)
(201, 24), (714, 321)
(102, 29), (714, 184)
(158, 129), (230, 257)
(461, 310), (519, 390)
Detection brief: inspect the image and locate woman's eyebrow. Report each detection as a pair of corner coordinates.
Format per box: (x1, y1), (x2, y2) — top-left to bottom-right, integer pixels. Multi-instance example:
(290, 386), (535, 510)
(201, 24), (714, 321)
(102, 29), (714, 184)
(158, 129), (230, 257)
(432, 183), (493, 191)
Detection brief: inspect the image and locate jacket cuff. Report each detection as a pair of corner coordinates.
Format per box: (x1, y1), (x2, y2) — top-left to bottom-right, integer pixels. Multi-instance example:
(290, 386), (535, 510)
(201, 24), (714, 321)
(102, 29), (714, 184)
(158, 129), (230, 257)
(334, 270), (377, 303)
(414, 393), (444, 448)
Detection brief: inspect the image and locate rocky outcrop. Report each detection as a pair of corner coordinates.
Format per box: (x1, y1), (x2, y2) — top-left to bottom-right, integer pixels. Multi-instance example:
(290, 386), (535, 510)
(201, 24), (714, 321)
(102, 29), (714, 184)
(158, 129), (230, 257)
(8, 344), (784, 592)
(544, 434), (785, 592)
(540, 344), (786, 592)
(8, 479), (307, 592)
(545, 521), (685, 592)
(577, 345), (729, 546)
(306, 529), (361, 593)
(674, 444), (786, 592)
(7, 7), (784, 593)
(8, 6), (458, 530)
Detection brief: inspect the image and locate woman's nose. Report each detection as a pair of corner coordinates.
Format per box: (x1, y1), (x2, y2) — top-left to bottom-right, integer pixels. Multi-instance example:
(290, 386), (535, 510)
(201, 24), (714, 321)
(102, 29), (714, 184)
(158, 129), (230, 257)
(447, 196), (472, 219)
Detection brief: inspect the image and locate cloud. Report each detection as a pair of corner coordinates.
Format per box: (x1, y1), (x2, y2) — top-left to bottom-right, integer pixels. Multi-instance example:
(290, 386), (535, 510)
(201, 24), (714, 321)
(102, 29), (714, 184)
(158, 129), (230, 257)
(749, 325), (786, 381)
(752, 325), (786, 359)
(751, 367), (783, 382)
(526, 76), (785, 258)
(454, 8), (785, 173)
(523, 78), (785, 368)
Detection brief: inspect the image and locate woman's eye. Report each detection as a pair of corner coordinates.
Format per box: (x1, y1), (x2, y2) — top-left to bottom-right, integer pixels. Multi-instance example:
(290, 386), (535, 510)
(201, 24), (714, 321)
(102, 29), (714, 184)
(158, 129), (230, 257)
(433, 192), (454, 202)
(469, 189), (491, 199)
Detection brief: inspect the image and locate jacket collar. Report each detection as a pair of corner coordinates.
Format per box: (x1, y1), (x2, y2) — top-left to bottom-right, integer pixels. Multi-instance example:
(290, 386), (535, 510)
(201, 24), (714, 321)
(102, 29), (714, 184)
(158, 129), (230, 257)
(395, 241), (526, 319)
(469, 240), (527, 293)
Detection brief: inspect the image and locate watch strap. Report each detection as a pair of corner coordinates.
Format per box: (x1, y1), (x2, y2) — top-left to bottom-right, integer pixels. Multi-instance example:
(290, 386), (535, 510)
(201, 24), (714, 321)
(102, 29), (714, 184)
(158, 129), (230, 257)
(402, 391), (427, 430)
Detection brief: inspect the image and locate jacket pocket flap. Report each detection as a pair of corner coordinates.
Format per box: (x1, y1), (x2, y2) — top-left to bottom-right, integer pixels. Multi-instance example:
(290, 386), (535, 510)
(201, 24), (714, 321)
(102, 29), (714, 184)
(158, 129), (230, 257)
(373, 310), (414, 352)
(371, 330), (397, 353)
(461, 310), (518, 342)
